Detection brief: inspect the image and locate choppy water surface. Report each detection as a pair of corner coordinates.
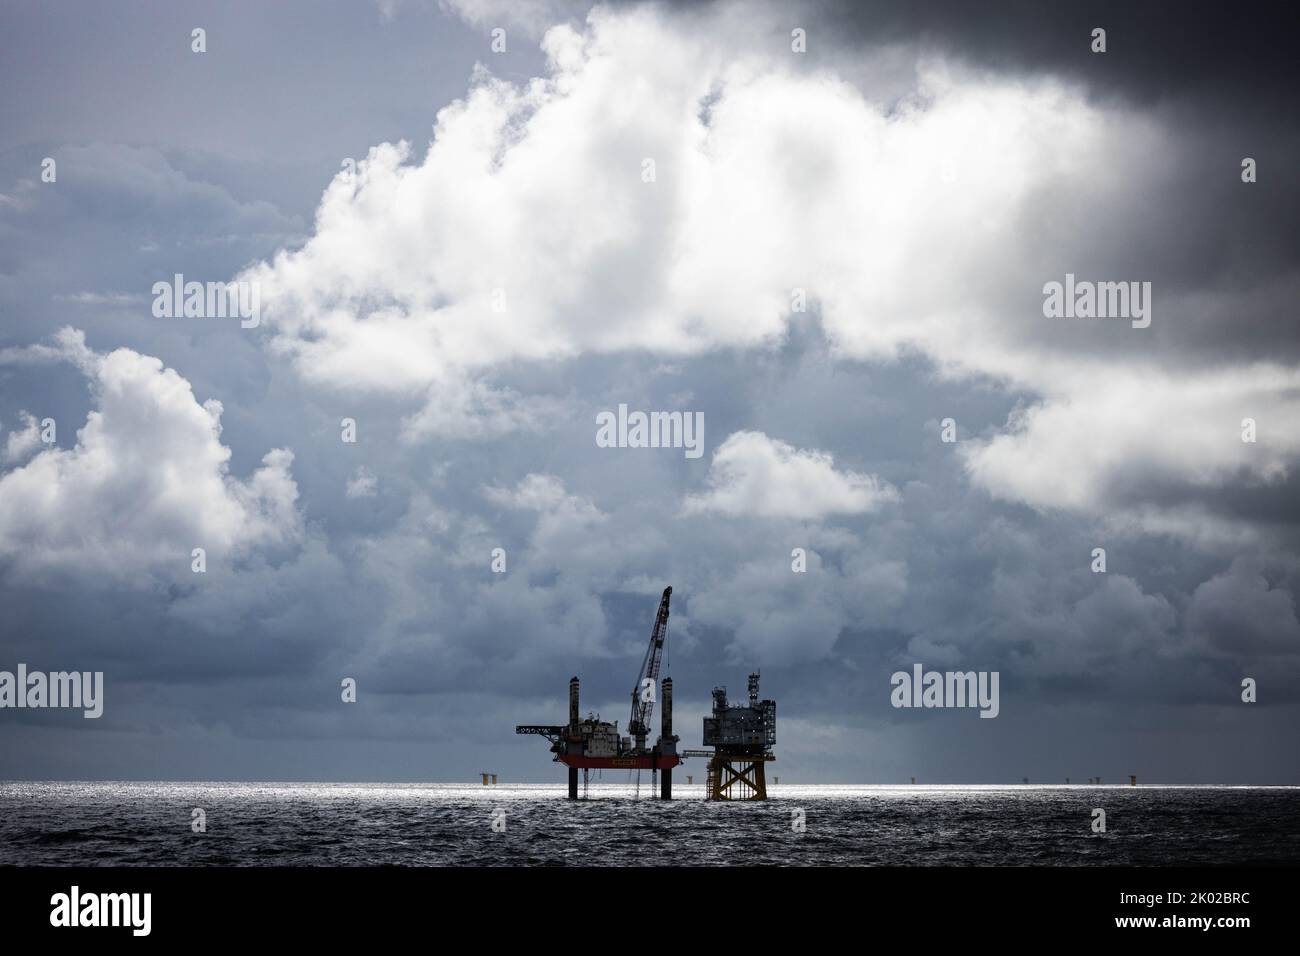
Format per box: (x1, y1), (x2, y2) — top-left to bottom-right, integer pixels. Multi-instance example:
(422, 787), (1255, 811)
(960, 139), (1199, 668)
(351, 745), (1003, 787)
(1, 782), (1297, 865)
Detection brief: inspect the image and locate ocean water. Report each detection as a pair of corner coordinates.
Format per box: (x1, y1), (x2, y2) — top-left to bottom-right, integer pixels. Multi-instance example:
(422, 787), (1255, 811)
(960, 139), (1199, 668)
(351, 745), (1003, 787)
(1, 781), (1297, 866)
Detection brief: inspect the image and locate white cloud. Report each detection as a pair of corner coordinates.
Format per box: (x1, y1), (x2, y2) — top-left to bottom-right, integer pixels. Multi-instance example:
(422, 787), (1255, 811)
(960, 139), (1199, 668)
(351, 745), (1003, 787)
(248, 9), (1124, 408)
(240, 2), (1300, 541)
(399, 374), (566, 442)
(53, 291), (144, 307)
(0, 326), (96, 369)
(346, 466), (379, 498)
(961, 362), (1300, 538)
(483, 472), (611, 565)
(0, 329), (301, 578)
(440, 0), (589, 35)
(685, 430), (896, 520)
(2, 412), (43, 465)
(485, 472), (590, 512)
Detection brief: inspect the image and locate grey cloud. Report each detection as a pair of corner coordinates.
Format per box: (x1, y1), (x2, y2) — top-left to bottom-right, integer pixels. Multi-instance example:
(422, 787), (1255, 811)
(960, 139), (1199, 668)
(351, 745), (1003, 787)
(1, 0), (1298, 784)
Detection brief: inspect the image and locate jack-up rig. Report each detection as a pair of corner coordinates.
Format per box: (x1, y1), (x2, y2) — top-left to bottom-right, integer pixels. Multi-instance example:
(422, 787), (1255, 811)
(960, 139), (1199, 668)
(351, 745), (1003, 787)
(516, 586), (681, 799)
(516, 585), (778, 801)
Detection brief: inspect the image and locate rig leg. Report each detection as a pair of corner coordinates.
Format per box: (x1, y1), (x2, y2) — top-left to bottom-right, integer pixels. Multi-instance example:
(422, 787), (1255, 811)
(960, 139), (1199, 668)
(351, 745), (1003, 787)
(709, 758), (768, 800)
(568, 766), (578, 800)
(661, 768), (672, 801)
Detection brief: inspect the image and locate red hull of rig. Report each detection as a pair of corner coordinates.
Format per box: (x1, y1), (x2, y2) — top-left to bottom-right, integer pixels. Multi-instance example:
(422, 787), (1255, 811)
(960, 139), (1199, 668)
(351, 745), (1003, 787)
(558, 754), (682, 771)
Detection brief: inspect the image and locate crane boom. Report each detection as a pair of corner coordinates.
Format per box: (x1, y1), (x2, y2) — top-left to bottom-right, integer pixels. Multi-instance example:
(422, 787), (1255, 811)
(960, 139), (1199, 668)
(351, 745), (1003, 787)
(628, 586), (671, 749)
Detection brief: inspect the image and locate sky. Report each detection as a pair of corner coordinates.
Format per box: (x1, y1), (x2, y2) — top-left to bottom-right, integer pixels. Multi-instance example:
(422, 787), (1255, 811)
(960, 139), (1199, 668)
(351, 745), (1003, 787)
(1, 0), (1298, 784)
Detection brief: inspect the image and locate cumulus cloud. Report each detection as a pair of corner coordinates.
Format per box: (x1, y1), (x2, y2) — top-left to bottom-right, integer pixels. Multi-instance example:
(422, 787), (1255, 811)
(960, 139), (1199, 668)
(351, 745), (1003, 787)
(1186, 558), (1300, 656)
(234, 2), (1300, 545)
(400, 374), (566, 442)
(0, 329), (301, 578)
(243, 8), (1136, 421)
(2, 412), (43, 465)
(440, 0), (590, 35)
(348, 477), (626, 678)
(684, 430), (897, 520)
(254, 8), (1086, 375)
(690, 544), (907, 664)
(486, 472), (588, 512)
(961, 362), (1300, 538)
(346, 466), (379, 498)
(1055, 575), (1179, 667)
(483, 472), (613, 567)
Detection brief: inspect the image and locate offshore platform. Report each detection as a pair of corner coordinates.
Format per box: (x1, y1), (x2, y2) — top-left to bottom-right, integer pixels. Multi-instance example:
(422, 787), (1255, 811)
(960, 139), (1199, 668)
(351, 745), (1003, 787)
(516, 586), (681, 799)
(683, 672), (777, 801)
(516, 586), (778, 800)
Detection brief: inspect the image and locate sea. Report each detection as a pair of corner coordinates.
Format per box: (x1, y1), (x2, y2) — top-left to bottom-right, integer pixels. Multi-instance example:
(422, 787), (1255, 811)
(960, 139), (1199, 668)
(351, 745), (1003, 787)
(2, 781), (1297, 866)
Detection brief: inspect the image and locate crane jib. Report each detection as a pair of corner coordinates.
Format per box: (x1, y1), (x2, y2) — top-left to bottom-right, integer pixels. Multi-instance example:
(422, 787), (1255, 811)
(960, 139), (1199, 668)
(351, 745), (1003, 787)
(628, 586), (672, 741)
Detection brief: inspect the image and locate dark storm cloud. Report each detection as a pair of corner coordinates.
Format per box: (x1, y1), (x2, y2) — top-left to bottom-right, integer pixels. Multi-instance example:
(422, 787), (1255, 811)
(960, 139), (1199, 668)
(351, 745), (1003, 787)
(775, 0), (1300, 370)
(796, 1), (1300, 372)
(806, 0), (1300, 110)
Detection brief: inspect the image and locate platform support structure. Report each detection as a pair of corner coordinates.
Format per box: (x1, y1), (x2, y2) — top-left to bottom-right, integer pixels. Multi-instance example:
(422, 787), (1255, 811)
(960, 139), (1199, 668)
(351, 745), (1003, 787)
(568, 766), (578, 800)
(706, 754), (771, 801)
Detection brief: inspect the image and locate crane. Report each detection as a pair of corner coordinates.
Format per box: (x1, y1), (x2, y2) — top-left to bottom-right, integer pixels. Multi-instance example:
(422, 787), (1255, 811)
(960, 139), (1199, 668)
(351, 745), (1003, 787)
(627, 586), (671, 751)
(515, 585), (682, 799)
